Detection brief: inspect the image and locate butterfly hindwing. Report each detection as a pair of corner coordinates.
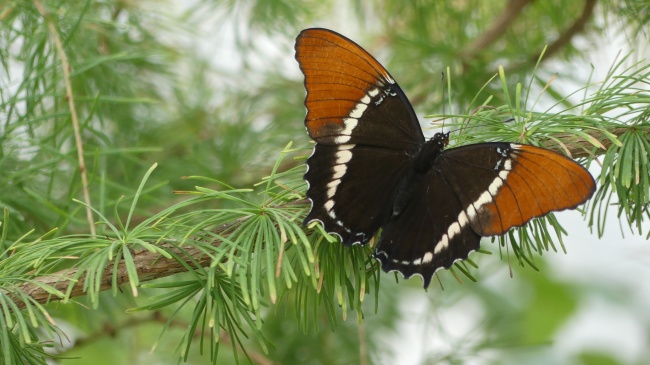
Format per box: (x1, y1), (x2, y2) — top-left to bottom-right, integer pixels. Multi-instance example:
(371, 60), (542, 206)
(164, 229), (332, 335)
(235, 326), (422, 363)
(374, 168), (482, 288)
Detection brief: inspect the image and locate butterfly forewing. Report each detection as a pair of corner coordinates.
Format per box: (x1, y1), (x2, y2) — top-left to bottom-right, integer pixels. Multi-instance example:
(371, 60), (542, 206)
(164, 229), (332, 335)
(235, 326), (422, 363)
(295, 28), (424, 149)
(304, 144), (412, 245)
(297, 28), (426, 245)
(438, 143), (596, 237)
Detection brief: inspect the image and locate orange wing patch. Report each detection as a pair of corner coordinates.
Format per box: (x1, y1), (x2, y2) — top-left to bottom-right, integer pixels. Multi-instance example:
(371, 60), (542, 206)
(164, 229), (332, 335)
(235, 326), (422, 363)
(480, 145), (596, 236)
(295, 29), (392, 138)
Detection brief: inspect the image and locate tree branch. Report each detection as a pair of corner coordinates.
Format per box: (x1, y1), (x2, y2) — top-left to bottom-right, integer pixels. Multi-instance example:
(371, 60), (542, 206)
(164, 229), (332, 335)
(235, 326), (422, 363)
(9, 126), (638, 310)
(507, 0), (597, 73)
(461, 0), (597, 73)
(530, 0), (597, 63)
(461, 0), (534, 61)
(17, 243), (212, 309)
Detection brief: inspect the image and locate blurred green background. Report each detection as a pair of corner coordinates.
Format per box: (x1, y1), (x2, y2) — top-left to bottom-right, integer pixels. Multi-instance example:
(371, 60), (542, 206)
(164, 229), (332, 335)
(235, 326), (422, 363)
(1, 0), (649, 364)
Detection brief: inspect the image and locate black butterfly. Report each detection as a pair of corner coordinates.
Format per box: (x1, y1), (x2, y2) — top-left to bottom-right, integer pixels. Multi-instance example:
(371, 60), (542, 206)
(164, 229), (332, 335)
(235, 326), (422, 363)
(295, 28), (596, 288)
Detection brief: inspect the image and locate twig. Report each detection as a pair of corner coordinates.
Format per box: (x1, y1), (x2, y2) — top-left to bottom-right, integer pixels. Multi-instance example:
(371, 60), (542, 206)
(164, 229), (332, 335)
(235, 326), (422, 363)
(358, 321), (368, 365)
(63, 313), (159, 350)
(55, 311), (278, 365)
(33, 0), (96, 236)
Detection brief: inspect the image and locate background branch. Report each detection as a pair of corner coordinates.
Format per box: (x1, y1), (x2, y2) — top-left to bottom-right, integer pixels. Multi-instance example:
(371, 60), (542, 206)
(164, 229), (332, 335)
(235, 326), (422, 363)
(508, 0), (598, 73)
(56, 311), (277, 365)
(461, 0), (534, 62)
(33, 0), (96, 237)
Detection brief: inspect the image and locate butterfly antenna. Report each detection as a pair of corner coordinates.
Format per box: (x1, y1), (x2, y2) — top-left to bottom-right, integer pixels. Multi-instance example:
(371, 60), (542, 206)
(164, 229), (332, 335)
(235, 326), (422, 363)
(441, 71), (446, 131)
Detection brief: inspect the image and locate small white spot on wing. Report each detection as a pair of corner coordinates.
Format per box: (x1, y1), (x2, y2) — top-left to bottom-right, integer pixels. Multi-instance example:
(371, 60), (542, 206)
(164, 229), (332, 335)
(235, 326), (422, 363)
(448, 222), (461, 239)
(324, 199), (334, 212)
(334, 135), (351, 143)
(494, 159), (503, 170)
(488, 177), (503, 196)
(349, 104), (367, 119)
(467, 203), (477, 220)
(326, 179), (340, 198)
(458, 210), (469, 227)
(335, 149), (352, 165)
(327, 179), (340, 188)
(504, 159), (512, 171)
(434, 235), (448, 254)
(332, 167), (346, 179)
(475, 191), (493, 207)
(341, 118), (358, 134)
(422, 252), (433, 264)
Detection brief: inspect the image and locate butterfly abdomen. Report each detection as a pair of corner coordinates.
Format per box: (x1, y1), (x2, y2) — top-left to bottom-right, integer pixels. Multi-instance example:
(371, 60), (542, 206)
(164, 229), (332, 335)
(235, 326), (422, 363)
(391, 168), (420, 218)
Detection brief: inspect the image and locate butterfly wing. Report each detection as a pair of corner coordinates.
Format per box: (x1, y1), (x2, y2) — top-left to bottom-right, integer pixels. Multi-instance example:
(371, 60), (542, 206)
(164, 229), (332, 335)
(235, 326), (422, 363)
(304, 144), (412, 244)
(296, 28), (425, 245)
(374, 169), (482, 288)
(375, 142), (596, 287)
(295, 28), (424, 148)
(438, 142), (596, 236)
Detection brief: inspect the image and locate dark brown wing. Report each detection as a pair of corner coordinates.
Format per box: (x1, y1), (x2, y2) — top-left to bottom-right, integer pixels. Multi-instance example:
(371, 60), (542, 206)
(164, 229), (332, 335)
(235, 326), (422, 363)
(374, 169), (482, 288)
(296, 28), (426, 244)
(375, 142), (596, 288)
(304, 144), (412, 245)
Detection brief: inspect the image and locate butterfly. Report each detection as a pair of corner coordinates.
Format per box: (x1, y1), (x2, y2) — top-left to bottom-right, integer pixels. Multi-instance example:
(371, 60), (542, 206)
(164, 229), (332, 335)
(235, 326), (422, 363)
(295, 28), (596, 288)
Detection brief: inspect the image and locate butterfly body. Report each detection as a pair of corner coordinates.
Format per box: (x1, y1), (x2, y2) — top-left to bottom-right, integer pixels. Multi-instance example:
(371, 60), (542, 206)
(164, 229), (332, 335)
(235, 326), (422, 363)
(391, 133), (448, 218)
(296, 28), (596, 287)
